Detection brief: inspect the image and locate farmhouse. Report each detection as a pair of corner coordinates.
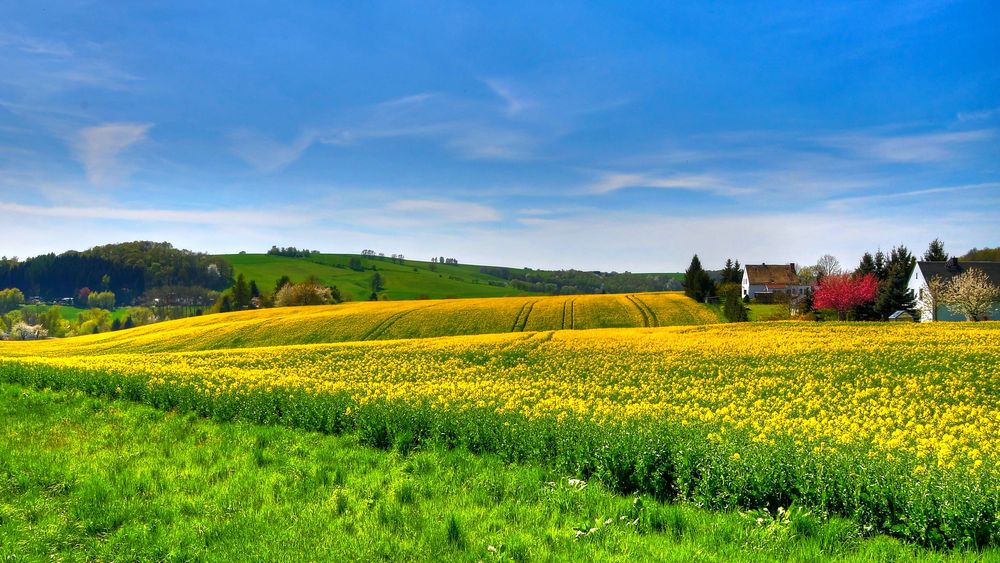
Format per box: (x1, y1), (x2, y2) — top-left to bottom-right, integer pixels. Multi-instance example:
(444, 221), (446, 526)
(908, 258), (1000, 321)
(741, 263), (811, 301)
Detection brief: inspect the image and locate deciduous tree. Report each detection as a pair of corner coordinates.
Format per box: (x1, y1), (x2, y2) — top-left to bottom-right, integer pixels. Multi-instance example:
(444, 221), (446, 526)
(0, 287), (24, 314)
(815, 254), (842, 278)
(87, 291), (116, 310)
(813, 274), (878, 321)
(274, 281), (333, 307)
(941, 268), (999, 321)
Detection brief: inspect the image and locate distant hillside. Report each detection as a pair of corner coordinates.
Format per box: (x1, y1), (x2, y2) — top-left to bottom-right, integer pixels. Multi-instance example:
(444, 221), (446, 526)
(221, 252), (682, 302)
(223, 253), (524, 301)
(3, 292), (718, 355)
(0, 242), (683, 306)
(961, 246), (1000, 261)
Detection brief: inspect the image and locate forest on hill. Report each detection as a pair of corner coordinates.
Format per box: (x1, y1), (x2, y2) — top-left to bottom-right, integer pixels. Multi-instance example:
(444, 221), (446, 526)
(0, 242), (231, 305)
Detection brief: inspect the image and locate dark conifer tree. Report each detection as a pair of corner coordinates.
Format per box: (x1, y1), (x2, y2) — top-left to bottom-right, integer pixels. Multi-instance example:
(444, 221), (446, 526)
(856, 252), (876, 277)
(923, 238), (948, 262)
(723, 288), (749, 322)
(874, 245), (916, 319)
(719, 258), (744, 284)
(683, 255), (715, 302)
(232, 273), (251, 310)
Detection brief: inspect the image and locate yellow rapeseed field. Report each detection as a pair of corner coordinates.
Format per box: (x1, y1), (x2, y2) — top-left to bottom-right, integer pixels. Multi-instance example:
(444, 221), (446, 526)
(4, 321), (997, 479)
(0, 292), (717, 356)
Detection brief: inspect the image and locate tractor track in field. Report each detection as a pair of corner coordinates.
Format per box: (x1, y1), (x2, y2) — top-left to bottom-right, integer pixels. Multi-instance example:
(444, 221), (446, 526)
(510, 301), (530, 332)
(627, 295), (659, 327)
(511, 300), (538, 332)
(362, 303), (440, 341)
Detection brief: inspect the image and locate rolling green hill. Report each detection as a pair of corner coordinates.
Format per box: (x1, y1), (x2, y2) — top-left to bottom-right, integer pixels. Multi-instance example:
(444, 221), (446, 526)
(222, 254), (525, 301)
(220, 253), (683, 302)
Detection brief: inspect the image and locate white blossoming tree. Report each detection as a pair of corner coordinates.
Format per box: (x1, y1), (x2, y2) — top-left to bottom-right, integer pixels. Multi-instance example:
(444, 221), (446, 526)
(941, 268), (1000, 321)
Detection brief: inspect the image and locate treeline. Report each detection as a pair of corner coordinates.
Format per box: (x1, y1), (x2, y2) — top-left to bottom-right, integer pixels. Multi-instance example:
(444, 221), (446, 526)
(961, 246), (1000, 261)
(267, 246), (320, 258)
(480, 266), (682, 295)
(85, 241), (231, 290)
(0, 242), (231, 305)
(0, 286), (163, 340)
(212, 274), (345, 313)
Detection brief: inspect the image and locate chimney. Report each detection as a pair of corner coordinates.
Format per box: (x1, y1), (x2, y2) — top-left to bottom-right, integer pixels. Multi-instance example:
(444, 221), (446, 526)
(947, 257), (960, 272)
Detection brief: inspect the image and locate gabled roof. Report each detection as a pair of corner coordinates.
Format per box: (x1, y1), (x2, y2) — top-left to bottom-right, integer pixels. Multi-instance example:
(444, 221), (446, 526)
(915, 259), (1000, 286)
(745, 264), (801, 285)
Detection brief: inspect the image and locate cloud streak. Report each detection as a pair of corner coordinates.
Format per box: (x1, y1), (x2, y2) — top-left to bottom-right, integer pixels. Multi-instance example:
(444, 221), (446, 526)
(72, 123), (153, 185)
(817, 129), (995, 163)
(387, 199), (501, 223)
(229, 129), (319, 173)
(0, 201), (304, 227)
(588, 171), (753, 196)
(825, 182), (1000, 209)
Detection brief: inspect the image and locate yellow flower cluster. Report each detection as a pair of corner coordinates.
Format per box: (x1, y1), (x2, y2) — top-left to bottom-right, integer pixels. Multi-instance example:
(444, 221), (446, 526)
(4, 320), (997, 477)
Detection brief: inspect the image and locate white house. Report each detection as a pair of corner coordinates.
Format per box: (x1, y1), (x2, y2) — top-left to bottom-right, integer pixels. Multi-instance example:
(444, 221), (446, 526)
(742, 263), (811, 300)
(908, 258), (1000, 321)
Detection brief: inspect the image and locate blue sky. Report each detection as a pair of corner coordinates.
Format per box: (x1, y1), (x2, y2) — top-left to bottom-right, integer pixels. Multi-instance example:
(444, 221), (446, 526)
(1, 1), (997, 271)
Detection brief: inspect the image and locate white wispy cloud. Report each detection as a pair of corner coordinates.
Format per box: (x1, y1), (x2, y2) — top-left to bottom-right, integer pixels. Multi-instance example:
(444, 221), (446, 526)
(0, 33), (137, 95)
(71, 122), (153, 185)
(445, 128), (537, 160)
(0, 201), (303, 227)
(825, 182), (1000, 209)
(588, 171), (752, 196)
(0, 33), (73, 57)
(818, 129), (995, 162)
(957, 108), (999, 122)
(229, 129), (319, 173)
(228, 77), (623, 171)
(483, 78), (534, 116)
(387, 199), (501, 223)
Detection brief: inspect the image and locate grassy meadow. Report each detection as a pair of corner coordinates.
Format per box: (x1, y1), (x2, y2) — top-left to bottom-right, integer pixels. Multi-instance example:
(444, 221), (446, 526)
(221, 253), (684, 302)
(3, 383), (976, 561)
(2, 307), (998, 553)
(223, 253), (528, 301)
(18, 304), (131, 322)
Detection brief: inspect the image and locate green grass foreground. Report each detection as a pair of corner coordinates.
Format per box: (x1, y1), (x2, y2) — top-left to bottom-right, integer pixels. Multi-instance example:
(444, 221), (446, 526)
(0, 384), (991, 561)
